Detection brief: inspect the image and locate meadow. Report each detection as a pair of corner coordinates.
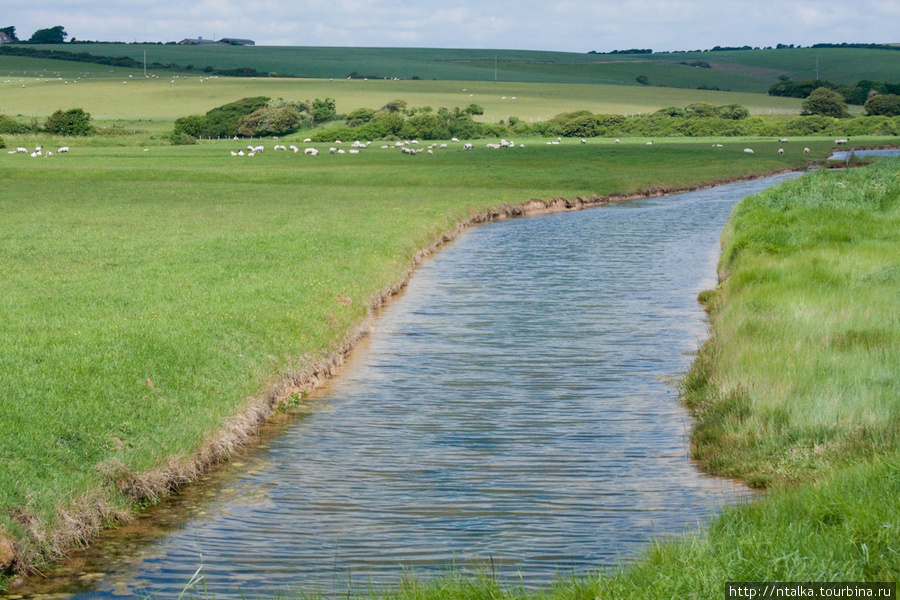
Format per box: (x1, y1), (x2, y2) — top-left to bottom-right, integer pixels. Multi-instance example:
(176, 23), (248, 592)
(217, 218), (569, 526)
(0, 135), (829, 577)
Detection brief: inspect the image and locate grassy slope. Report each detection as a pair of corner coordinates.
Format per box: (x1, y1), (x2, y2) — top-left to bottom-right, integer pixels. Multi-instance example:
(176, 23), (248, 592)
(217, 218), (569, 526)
(0, 139), (822, 575)
(16, 44), (900, 91)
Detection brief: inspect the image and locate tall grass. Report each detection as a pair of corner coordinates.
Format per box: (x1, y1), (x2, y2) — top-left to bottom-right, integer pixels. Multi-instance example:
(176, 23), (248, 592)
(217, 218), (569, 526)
(686, 159), (900, 487)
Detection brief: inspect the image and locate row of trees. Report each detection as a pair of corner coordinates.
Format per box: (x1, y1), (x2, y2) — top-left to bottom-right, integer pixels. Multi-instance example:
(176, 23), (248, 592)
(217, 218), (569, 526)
(770, 78), (900, 106)
(800, 86), (900, 118)
(1, 25), (69, 43)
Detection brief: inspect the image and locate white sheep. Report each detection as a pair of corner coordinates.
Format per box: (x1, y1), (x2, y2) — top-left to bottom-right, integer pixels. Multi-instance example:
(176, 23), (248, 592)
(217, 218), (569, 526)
(305, 148), (319, 155)
(463, 143), (474, 150)
(329, 147), (337, 154)
(778, 148), (784, 154)
(290, 145), (299, 153)
(804, 147), (810, 155)
(744, 148), (754, 154)
(16, 147), (28, 153)
(57, 146), (69, 153)
(451, 138), (460, 142)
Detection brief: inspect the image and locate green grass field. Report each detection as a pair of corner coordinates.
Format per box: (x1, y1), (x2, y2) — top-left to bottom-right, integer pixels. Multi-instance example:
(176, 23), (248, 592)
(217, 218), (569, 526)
(0, 137), (829, 578)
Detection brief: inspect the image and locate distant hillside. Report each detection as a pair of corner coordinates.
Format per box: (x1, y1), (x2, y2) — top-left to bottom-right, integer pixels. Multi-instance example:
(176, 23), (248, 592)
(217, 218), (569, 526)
(9, 43), (900, 93)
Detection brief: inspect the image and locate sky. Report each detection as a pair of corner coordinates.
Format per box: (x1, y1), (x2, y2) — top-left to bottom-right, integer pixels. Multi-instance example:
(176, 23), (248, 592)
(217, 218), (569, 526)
(3, 0), (899, 53)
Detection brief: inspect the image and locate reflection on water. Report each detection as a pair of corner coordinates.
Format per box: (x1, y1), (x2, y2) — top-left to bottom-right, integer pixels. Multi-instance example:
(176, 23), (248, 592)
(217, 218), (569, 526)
(10, 173), (802, 600)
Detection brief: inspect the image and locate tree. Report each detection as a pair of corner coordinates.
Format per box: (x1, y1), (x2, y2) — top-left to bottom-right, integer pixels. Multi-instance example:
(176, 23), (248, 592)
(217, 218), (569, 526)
(382, 99), (407, 113)
(311, 97), (336, 123)
(29, 25), (67, 44)
(864, 94), (900, 117)
(44, 108), (92, 135)
(801, 87), (849, 118)
(0, 26), (18, 41)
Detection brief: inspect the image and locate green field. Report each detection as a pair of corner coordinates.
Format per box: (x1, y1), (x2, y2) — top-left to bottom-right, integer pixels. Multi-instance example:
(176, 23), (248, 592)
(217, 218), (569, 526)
(0, 136), (833, 578)
(14, 44), (900, 92)
(0, 61), (804, 135)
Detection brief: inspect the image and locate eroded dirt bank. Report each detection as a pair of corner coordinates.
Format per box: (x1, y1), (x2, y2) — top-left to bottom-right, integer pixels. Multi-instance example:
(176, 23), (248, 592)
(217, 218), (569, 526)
(0, 168), (799, 583)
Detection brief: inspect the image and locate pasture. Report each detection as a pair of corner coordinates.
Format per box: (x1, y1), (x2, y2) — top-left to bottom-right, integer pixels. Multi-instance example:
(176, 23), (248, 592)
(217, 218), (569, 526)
(0, 137), (827, 576)
(0, 59), (805, 135)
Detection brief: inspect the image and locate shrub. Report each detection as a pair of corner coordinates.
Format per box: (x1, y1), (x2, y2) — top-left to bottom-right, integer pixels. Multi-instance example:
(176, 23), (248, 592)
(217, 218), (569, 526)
(0, 135), (5, 149)
(801, 87), (849, 118)
(0, 114), (32, 134)
(865, 94), (900, 117)
(44, 108), (93, 136)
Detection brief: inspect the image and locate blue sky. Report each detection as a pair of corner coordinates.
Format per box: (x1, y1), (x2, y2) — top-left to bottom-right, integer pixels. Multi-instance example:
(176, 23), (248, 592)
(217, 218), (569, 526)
(4, 0), (899, 52)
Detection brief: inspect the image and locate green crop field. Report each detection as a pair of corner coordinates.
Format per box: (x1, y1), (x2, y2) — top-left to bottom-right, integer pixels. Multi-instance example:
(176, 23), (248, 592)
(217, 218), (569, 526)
(14, 43), (900, 92)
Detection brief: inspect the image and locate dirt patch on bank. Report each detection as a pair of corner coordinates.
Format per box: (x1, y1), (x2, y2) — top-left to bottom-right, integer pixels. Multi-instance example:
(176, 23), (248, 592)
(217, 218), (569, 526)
(0, 167), (800, 581)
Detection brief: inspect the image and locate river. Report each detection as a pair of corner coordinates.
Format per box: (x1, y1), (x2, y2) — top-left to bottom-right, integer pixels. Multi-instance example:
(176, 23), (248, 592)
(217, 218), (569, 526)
(11, 172), (802, 600)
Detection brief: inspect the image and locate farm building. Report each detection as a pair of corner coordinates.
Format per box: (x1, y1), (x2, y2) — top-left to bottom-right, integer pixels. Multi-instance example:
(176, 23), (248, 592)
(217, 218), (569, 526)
(0, 32), (13, 44)
(177, 36), (254, 46)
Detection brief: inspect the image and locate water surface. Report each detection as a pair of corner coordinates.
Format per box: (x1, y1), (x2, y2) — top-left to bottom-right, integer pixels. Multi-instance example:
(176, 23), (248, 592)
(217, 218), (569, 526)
(20, 173), (802, 599)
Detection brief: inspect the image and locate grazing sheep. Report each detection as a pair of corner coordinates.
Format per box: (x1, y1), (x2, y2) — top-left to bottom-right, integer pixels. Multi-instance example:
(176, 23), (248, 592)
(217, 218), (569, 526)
(615, 139), (620, 143)
(427, 149), (434, 155)
(16, 147), (28, 153)
(646, 141), (653, 145)
(581, 139), (586, 144)
(290, 145), (299, 153)
(57, 146), (69, 153)
(231, 151), (238, 156)
(348, 149), (360, 154)
(744, 148), (754, 154)
(835, 139), (849, 145)
(779, 138), (788, 143)
(305, 148), (319, 155)
(463, 143), (474, 150)
(451, 137), (460, 142)
(304, 138), (312, 143)
(329, 147), (337, 154)
(439, 143), (447, 149)
(778, 148), (784, 154)
(804, 147), (810, 155)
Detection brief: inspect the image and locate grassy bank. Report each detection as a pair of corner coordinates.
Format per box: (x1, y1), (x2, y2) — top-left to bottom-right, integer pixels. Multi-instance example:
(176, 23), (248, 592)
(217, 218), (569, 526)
(0, 137), (823, 582)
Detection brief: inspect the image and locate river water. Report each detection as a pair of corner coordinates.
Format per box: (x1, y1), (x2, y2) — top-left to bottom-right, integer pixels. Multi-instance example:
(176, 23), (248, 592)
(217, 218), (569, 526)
(16, 173), (802, 600)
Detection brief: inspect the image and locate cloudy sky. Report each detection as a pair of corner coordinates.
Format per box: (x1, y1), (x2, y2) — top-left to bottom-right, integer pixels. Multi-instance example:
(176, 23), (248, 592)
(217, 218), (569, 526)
(4, 0), (899, 52)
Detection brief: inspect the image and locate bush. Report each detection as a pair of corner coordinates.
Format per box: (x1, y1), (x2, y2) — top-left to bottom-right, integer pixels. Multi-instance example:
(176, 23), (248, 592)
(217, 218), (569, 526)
(0, 114), (32, 134)
(865, 94), (900, 117)
(801, 87), (849, 118)
(168, 131), (198, 145)
(44, 108), (93, 136)
(0, 135), (5, 149)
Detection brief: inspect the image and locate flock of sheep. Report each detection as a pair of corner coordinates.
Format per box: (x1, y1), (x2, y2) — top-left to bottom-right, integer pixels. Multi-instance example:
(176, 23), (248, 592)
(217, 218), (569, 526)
(223, 136), (829, 159)
(6, 145), (68, 157)
(5, 136), (843, 160)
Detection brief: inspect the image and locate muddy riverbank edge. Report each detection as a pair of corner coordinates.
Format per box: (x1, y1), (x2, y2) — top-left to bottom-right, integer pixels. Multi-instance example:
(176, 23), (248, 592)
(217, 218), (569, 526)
(0, 167), (800, 583)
